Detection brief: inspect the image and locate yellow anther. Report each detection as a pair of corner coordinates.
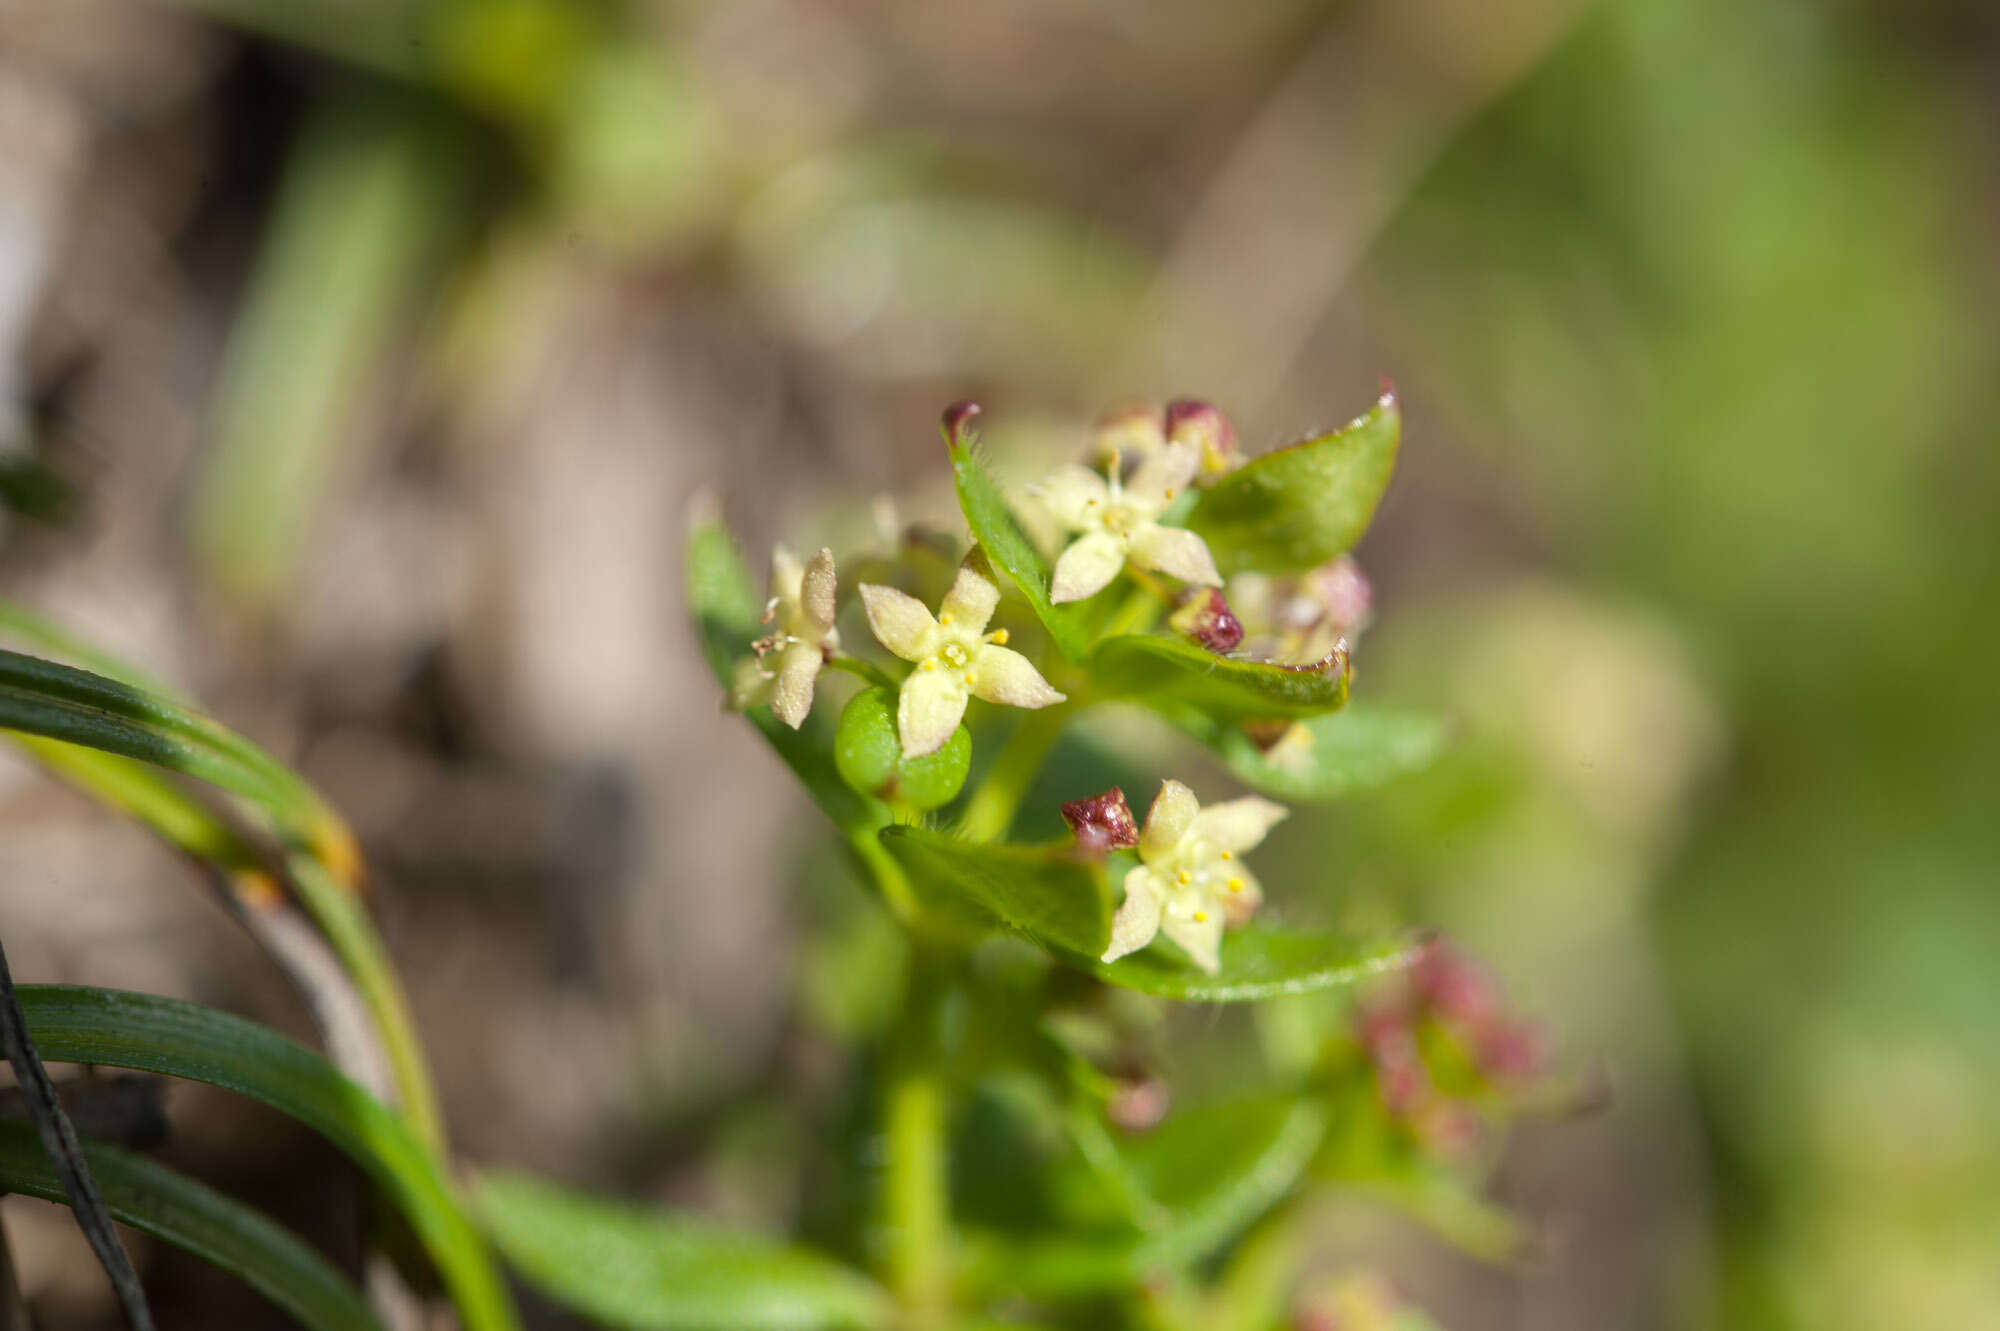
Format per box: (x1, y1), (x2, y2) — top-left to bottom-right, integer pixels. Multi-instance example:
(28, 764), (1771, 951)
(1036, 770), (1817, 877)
(963, 672), (975, 686)
(940, 611), (955, 625)
(921, 658), (937, 671)
(1192, 910), (1209, 923)
(988, 628), (1009, 645)
(1177, 870), (1193, 886)
(1227, 877), (1244, 893)
(1219, 850), (1233, 860)
(1164, 488), (1177, 500)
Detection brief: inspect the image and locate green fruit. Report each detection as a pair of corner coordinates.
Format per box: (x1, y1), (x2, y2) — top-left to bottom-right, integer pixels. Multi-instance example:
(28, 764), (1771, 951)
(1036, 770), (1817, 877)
(835, 688), (970, 811)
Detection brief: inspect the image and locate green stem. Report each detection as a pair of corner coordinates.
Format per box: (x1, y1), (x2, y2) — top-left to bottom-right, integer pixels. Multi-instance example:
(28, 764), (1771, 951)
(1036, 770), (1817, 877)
(287, 856), (447, 1154)
(1102, 581), (1166, 639)
(956, 705), (1069, 843)
(823, 653), (896, 690)
(882, 943), (953, 1327)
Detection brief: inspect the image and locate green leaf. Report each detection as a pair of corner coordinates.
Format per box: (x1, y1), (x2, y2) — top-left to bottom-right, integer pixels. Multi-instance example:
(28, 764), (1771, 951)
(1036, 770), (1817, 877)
(877, 826), (1112, 957)
(943, 411), (1093, 661)
(1187, 391), (1401, 576)
(1094, 927), (1421, 1003)
(685, 511), (884, 834)
(0, 649), (323, 829)
(0, 1120), (381, 1331)
(15, 985), (519, 1331)
(1194, 704), (1451, 803)
(1090, 634), (1350, 722)
(476, 1171), (890, 1331)
(1121, 1097), (1329, 1269)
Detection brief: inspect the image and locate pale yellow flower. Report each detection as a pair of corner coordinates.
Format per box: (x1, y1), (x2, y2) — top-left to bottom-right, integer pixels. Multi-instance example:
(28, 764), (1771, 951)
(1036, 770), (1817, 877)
(859, 567), (1065, 759)
(1102, 779), (1287, 973)
(731, 545), (839, 728)
(1033, 443), (1222, 604)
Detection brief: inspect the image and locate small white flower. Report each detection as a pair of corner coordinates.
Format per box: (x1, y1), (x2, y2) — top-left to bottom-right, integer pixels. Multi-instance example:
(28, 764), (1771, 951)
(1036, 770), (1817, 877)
(860, 567), (1066, 759)
(1102, 780), (1288, 974)
(732, 545), (839, 728)
(1033, 443), (1222, 604)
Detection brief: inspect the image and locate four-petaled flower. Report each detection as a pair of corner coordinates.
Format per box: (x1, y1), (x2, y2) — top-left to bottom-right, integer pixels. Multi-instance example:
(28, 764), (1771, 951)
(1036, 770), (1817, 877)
(732, 545), (840, 728)
(1033, 443), (1223, 604)
(1102, 779), (1287, 973)
(860, 567), (1065, 759)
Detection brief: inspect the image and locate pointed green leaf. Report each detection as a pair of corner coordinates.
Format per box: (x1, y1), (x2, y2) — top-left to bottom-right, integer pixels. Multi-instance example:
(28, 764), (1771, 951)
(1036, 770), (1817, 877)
(1187, 392), (1400, 576)
(14, 985), (519, 1331)
(1090, 634), (1349, 722)
(943, 414), (1093, 661)
(1121, 1096), (1329, 1269)
(1094, 927), (1420, 1003)
(877, 826), (1112, 957)
(1191, 705), (1451, 802)
(0, 1121), (381, 1331)
(686, 511), (883, 833)
(476, 1171), (890, 1331)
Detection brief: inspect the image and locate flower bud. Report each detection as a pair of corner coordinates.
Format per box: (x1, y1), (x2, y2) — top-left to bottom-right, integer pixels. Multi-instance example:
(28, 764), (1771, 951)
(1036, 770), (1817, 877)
(1165, 398), (1239, 479)
(1061, 787), (1140, 853)
(1169, 588), (1244, 654)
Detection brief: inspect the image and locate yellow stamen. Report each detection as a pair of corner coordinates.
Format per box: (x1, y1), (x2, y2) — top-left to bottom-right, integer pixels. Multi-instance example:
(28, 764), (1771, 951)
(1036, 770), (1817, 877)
(1192, 910), (1209, 923)
(1176, 870), (1192, 886)
(1227, 878), (1244, 893)
(1219, 850), (1233, 860)
(921, 659), (937, 671)
(988, 628), (1009, 645)
(940, 611), (955, 625)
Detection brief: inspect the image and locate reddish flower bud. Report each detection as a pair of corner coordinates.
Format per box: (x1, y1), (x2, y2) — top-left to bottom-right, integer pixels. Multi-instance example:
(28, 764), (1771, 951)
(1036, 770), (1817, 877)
(1106, 1076), (1171, 1133)
(1062, 787), (1140, 853)
(942, 399), (981, 446)
(1169, 587), (1244, 653)
(1165, 398), (1239, 478)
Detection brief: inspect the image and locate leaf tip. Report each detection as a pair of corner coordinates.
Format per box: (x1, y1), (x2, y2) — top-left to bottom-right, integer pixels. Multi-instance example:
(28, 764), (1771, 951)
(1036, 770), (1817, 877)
(942, 399), (982, 449)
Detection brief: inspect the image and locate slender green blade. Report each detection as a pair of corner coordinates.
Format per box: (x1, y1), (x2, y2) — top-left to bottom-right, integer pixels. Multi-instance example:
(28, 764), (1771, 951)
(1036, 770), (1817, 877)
(1122, 1096), (1329, 1269)
(1094, 927), (1420, 1002)
(1186, 392), (1400, 576)
(877, 826), (1113, 958)
(14, 986), (519, 1331)
(0, 1121), (381, 1331)
(944, 416), (1092, 661)
(0, 649), (321, 830)
(476, 1171), (891, 1331)
(1091, 635), (1350, 722)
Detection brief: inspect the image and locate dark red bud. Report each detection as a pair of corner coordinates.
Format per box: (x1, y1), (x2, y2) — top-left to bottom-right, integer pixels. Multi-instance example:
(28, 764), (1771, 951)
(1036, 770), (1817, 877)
(942, 400), (981, 446)
(1168, 588), (1244, 654)
(1164, 398), (1238, 458)
(1062, 787), (1139, 853)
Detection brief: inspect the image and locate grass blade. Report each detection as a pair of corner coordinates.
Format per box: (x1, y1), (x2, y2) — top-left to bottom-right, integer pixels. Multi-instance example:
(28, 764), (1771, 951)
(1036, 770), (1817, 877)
(0, 1121), (381, 1331)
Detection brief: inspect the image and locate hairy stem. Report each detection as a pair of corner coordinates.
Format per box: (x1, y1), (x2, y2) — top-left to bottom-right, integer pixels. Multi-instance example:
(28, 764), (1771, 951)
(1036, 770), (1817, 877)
(881, 943), (954, 1327)
(957, 704), (1068, 843)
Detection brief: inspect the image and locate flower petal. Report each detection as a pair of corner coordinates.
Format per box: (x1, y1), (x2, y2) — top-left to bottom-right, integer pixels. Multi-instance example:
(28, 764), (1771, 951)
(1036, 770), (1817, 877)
(968, 644), (1065, 709)
(1130, 524), (1222, 588)
(769, 639), (823, 729)
(940, 567), (1000, 633)
(1191, 795), (1289, 854)
(1140, 779), (1200, 861)
(860, 583), (938, 661)
(1125, 442), (1200, 514)
(799, 547), (839, 635)
(897, 665), (970, 759)
(1031, 464), (1111, 529)
(769, 544), (804, 616)
(1051, 530), (1127, 604)
(729, 657), (772, 711)
(1218, 864), (1263, 927)
(1160, 905), (1224, 974)
(1102, 866), (1164, 963)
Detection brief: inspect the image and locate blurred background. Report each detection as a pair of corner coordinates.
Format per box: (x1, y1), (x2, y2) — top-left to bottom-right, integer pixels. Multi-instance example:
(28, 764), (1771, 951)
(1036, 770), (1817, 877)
(1, 0), (1997, 1326)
